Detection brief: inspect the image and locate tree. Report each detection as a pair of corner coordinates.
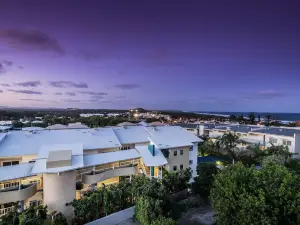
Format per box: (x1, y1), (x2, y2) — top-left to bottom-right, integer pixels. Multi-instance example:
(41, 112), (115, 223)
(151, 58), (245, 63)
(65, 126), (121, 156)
(52, 213), (68, 225)
(0, 205), (19, 225)
(162, 168), (191, 194)
(151, 216), (176, 225)
(248, 112), (255, 124)
(210, 163), (300, 225)
(192, 163), (218, 197)
(265, 113), (271, 125)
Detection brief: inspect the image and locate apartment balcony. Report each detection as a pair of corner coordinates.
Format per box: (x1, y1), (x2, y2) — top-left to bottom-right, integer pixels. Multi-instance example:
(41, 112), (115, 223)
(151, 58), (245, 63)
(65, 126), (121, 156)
(0, 183), (37, 204)
(82, 165), (137, 185)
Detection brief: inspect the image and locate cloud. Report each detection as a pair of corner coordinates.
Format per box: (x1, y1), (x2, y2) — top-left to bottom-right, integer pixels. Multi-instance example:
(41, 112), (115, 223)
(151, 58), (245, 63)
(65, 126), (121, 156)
(247, 90), (285, 100)
(114, 84), (141, 90)
(0, 90), (3, 93)
(61, 99), (81, 103)
(80, 91), (108, 96)
(20, 98), (44, 102)
(65, 92), (76, 96)
(91, 96), (104, 100)
(54, 92), (62, 95)
(14, 81), (41, 87)
(49, 81), (88, 88)
(8, 89), (43, 95)
(1, 84), (10, 87)
(0, 29), (64, 54)
(89, 99), (112, 104)
(77, 50), (101, 61)
(0, 60), (13, 74)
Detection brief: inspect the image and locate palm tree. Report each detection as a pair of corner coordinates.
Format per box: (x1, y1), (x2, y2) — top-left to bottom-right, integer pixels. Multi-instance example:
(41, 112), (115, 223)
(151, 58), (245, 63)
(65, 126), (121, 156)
(265, 113), (271, 125)
(248, 112), (255, 124)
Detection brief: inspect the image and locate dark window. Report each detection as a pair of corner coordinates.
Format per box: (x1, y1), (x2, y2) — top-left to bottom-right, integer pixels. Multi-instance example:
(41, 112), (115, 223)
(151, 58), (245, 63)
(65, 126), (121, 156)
(12, 161), (19, 165)
(180, 150), (183, 155)
(189, 146), (193, 151)
(180, 164), (183, 170)
(189, 160), (193, 165)
(173, 166), (177, 171)
(174, 150), (177, 156)
(3, 161), (19, 166)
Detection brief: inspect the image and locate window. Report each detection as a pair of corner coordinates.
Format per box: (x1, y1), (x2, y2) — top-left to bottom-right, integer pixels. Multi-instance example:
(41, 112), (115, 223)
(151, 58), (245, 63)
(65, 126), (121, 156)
(173, 165), (177, 171)
(174, 150), (177, 156)
(269, 138), (277, 144)
(283, 140), (292, 146)
(29, 200), (42, 207)
(189, 160), (193, 165)
(180, 150), (183, 155)
(189, 146), (193, 151)
(180, 164), (183, 170)
(29, 160), (36, 163)
(4, 182), (19, 189)
(2, 161), (19, 167)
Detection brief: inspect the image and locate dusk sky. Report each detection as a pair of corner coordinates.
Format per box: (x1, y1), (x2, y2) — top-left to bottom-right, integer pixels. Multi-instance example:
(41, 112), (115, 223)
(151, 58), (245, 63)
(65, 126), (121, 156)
(0, 1), (300, 112)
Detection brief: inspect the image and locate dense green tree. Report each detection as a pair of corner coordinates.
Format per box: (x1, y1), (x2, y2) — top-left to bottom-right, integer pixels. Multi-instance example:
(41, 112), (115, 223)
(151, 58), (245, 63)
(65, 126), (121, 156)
(265, 113), (271, 125)
(0, 205), (19, 225)
(151, 216), (176, 225)
(192, 163), (218, 196)
(248, 112), (256, 124)
(52, 212), (68, 225)
(162, 168), (191, 193)
(211, 163), (300, 225)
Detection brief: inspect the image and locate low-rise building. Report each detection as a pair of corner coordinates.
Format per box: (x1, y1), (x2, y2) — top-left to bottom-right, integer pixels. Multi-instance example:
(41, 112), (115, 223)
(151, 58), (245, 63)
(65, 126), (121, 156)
(0, 126), (202, 219)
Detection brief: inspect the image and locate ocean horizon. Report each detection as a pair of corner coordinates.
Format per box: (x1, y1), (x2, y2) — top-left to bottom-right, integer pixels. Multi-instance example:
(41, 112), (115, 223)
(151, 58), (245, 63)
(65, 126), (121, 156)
(194, 111), (300, 122)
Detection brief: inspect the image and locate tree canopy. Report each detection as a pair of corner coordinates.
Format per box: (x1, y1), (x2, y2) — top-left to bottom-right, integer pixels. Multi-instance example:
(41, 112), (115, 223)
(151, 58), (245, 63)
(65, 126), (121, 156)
(210, 162), (300, 225)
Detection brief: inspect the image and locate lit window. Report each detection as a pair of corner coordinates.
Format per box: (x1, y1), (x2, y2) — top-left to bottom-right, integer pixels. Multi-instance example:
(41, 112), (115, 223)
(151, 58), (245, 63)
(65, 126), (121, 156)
(173, 165), (177, 171)
(174, 150), (177, 156)
(189, 160), (193, 165)
(180, 150), (183, 155)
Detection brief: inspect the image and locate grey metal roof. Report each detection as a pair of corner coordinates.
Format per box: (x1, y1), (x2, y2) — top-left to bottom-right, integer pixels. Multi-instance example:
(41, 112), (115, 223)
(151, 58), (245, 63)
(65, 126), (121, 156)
(0, 163), (34, 182)
(251, 127), (300, 137)
(214, 125), (263, 134)
(172, 123), (199, 129)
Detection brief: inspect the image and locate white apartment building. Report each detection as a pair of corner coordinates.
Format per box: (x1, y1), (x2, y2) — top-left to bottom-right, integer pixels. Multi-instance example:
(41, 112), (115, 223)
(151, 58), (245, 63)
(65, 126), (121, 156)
(0, 126), (201, 219)
(204, 124), (300, 155)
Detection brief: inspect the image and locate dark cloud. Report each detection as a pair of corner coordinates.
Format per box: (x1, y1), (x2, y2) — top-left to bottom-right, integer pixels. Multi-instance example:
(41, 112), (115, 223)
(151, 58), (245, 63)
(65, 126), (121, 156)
(14, 81), (41, 87)
(89, 99), (112, 104)
(80, 91), (108, 96)
(0, 90), (3, 93)
(8, 89), (43, 95)
(77, 50), (101, 61)
(49, 81), (88, 88)
(20, 98), (44, 102)
(54, 92), (62, 95)
(0, 29), (65, 54)
(247, 90), (285, 100)
(114, 84), (141, 90)
(0, 60), (13, 74)
(61, 99), (81, 103)
(65, 92), (76, 96)
(0, 84), (10, 87)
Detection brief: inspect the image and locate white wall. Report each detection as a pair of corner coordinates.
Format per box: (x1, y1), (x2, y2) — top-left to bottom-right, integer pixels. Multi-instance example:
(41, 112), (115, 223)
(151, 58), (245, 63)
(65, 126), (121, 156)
(189, 143), (198, 178)
(85, 206), (135, 225)
(294, 133), (300, 156)
(43, 171), (76, 221)
(264, 135), (294, 152)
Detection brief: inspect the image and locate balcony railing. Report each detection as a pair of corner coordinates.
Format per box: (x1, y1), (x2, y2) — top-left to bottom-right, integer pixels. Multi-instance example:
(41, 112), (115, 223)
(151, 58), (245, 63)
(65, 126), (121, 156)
(0, 183), (37, 204)
(82, 164), (137, 184)
(0, 206), (15, 217)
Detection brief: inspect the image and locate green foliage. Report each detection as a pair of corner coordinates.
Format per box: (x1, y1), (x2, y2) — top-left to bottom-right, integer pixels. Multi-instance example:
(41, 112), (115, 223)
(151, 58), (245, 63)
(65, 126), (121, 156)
(151, 216), (176, 225)
(248, 112), (256, 124)
(0, 205), (19, 225)
(19, 205), (48, 225)
(52, 212), (68, 225)
(210, 162), (300, 225)
(162, 168), (191, 194)
(261, 154), (286, 167)
(192, 163), (218, 196)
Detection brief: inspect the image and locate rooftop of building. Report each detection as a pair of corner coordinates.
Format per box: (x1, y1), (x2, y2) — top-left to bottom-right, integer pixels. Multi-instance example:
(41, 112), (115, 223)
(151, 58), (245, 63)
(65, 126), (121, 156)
(213, 125), (263, 134)
(0, 126), (202, 158)
(145, 125), (202, 148)
(250, 127), (300, 137)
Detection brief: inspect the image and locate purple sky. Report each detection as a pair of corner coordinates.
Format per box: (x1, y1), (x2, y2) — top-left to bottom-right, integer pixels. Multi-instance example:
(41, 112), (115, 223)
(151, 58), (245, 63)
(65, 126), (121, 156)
(0, 1), (300, 112)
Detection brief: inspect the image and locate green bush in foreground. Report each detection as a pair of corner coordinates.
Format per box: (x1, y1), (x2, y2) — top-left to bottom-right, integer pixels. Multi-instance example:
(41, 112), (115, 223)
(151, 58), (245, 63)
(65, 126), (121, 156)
(210, 162), (300, 225)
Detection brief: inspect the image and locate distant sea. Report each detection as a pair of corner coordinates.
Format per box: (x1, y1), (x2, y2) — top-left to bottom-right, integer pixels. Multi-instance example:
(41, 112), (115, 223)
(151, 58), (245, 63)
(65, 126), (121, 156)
(194, 112), (300, 122)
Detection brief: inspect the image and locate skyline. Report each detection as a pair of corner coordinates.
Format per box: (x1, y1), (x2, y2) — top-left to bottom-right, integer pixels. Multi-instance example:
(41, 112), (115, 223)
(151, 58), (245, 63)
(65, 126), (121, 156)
(1, 1), (300, 112)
